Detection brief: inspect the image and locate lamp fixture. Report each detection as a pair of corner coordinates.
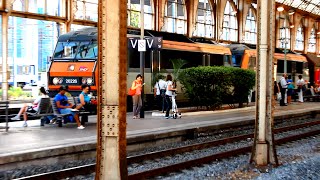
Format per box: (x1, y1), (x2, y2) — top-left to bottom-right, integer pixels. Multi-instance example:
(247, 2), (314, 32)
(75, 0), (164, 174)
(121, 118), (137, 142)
(288, 9), (295, 15)
(317, 31), (320, 35)
(277, 6), (284, 12)
(290, 24), (294, 28)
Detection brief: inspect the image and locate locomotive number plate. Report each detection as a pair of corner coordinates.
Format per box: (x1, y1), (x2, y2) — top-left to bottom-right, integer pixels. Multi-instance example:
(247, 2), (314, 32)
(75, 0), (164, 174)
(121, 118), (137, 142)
(65, 78), (79, 84)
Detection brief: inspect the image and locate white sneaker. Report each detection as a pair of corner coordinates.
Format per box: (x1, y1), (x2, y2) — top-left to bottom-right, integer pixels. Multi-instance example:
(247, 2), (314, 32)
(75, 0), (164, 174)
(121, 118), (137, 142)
(11, 115), (21, 120)
(23, 122), (28, 127)
(77, 125), (85, 130)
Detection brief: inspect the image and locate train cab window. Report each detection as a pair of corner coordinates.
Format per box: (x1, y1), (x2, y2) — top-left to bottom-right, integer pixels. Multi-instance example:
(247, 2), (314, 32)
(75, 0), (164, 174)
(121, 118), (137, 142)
(76, 41), (97, 59)
(54, 42), (78, 59)
(232, 54), (242, 67)
(224, 55), (232, 67)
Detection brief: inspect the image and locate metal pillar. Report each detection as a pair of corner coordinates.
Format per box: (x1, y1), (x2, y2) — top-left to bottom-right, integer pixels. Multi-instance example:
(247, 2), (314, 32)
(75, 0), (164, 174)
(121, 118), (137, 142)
(284, 15), (287, 73)
(250, 0), (278, 166)
(140, 0), (145, 118)
(1, 12), (8, 101)
(96, 0), (128, 179)
(1, 0), (14, 101)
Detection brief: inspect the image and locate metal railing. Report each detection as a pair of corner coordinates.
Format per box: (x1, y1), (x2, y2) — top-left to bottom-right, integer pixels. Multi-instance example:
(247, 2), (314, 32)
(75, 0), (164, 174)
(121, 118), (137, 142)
(0, 101), (9, 132)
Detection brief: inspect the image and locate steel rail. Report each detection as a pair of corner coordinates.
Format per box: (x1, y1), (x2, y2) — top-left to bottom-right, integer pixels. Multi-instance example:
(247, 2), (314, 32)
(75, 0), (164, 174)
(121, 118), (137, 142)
(128, 129), (320, 179)
(13, 121), (320, 180)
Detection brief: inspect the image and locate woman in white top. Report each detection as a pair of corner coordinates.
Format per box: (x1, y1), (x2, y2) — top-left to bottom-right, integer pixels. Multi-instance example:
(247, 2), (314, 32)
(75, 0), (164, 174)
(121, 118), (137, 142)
(11, 87), (49, 127)
(297, 75), (305, 103)
(165, 75), (176, 119)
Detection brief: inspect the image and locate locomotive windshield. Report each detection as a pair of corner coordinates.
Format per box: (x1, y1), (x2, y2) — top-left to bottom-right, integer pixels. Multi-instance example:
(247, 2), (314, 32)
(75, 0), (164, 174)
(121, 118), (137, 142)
(53, 41), (97, 59)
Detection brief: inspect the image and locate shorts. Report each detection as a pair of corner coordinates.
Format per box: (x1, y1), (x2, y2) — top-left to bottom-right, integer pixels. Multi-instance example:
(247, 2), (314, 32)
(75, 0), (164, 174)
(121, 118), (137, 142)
(60, 108), (78, 116)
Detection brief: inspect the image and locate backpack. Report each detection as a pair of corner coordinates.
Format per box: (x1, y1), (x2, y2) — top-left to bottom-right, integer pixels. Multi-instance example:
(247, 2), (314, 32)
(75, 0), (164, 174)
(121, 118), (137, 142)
(158, 82), (166, 97)
(278, 81), (282, 90)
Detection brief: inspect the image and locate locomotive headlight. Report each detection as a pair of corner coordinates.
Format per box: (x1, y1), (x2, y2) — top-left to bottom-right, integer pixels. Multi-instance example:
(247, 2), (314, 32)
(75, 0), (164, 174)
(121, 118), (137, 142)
(82, 78), (87, 84)
(86, 78), (93, 85)
(53, 77), (59, 85)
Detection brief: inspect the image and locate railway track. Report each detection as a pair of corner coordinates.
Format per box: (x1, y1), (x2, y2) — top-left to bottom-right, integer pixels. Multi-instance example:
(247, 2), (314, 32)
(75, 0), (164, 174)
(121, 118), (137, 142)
(14, 120), (320, 180)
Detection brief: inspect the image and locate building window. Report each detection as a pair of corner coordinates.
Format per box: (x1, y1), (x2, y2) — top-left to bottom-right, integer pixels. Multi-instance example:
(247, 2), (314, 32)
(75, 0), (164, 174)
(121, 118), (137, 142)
(278, 17), (290, 49)
(295, 24), (304, 51)
(13, 0), (65, 17)
(308, 28), (316, 52)
(74, 0), (98, 22)
(127, 0), (154, 30)
(163, 0), (187, 34)
(222, 0), (238, 41)
(244, 8), (256, 44)
(193, 0), (214, 38)
(17, 65), (34, 75)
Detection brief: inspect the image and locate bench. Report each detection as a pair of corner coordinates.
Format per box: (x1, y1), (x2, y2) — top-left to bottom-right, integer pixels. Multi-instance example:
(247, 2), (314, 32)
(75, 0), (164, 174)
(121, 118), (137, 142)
(50, 99), (74, 127)
(292, 89), (320, 102)
(50, 97), (90, 127)
(0, 101), (9, 132)
(26, 98), (54, 126)
(305, 88), (320, 102)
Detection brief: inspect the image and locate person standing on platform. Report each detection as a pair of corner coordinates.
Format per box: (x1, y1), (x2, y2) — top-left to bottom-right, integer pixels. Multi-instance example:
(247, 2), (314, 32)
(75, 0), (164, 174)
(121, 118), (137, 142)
(287, 75), (294, 104)
(165, 75), (176, 119)
(297, 75), (305, 103)
(274, 80), (280, 100)
(131, 74), (143, 119)
(154, 74), (167, 112)
(279, 73), (288, 106)
(11, 87), (49, 127)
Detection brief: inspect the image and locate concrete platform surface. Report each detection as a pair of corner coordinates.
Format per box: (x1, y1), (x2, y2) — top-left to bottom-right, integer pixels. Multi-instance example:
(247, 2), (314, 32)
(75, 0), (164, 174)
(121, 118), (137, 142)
(0, 102), (320, 164)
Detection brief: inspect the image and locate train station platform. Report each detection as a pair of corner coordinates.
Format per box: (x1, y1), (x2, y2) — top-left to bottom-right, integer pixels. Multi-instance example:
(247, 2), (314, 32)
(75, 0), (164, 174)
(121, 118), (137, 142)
(1, 102), (320, 168)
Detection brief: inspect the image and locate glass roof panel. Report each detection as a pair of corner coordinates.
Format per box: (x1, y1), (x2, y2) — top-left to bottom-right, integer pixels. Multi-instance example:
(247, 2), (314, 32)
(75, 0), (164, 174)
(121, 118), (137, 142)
(306, 4), (316, 11)
(312, 7), (320, 15)
(276, 0), (286, 3)
(283, 0), (294, 6)
(276, 0), (320, 16)
(290, 0), (303, 8)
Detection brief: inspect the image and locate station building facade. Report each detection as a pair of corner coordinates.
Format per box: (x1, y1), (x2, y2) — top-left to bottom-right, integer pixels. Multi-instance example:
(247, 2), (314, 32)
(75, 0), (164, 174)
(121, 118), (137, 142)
(0, 0), (319, 87)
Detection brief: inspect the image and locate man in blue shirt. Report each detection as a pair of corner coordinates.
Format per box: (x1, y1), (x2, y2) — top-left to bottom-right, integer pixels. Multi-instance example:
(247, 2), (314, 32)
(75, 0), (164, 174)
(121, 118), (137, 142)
(54, 86), (85, 129)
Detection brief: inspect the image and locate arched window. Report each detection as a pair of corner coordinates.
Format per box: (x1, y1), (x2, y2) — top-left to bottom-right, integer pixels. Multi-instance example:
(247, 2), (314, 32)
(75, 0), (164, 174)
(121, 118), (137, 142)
(295, 24), (304, 51)
(244, 8), (256, 44)
(308, 28), (316, 52)
(127, 0), (154, 30)
(164, 0), (187, 34)
(278, 17), (290, 49)
(193, 0), (214, 38)
(222, 1), (238, 41)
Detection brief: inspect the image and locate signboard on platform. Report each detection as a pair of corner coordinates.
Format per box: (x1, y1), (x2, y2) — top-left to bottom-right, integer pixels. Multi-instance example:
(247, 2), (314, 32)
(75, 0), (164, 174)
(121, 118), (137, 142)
(128, 37), (163, 51)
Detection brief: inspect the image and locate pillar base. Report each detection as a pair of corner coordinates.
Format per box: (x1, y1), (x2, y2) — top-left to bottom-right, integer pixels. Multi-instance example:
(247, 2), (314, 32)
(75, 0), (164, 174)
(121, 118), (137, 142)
(255, 141), (269, 166)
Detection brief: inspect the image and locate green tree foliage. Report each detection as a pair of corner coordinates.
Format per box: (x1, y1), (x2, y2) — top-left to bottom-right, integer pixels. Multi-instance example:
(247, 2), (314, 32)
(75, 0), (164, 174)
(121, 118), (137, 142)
(170, 58), (188, 82)
(179, 66), (255, 110)
(0, 87), (32, 100)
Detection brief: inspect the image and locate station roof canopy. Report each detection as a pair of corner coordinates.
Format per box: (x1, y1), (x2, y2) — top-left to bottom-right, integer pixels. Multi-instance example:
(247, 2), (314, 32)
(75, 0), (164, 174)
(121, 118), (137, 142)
(276, 0), (320, 16)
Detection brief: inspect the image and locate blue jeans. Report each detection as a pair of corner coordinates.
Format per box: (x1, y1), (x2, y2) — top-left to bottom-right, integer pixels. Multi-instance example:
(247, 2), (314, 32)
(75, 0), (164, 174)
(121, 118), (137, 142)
(60, 108), (78, 122)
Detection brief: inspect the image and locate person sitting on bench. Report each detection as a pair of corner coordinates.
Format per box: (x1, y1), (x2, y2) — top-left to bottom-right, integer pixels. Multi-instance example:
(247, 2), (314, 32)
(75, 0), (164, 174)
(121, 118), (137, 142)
(54, 86), (85, 130)
(75, 84), (92, 111)
(11, 87), (49, 127)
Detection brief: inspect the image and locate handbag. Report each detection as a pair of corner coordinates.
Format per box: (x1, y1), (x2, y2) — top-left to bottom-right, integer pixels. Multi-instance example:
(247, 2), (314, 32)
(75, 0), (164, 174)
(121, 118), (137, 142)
(128, 88), (136, 96)
(27, 106), (36, 113)
(277, 92), (281, 101)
